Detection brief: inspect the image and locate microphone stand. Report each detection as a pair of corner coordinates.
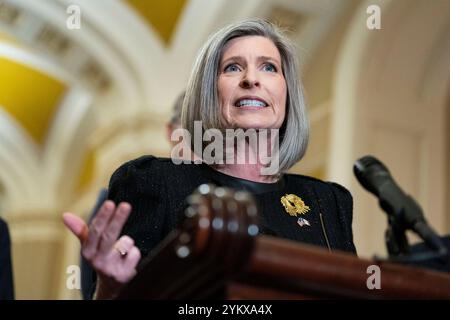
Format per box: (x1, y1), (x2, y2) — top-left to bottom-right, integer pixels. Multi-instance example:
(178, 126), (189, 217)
(353, 155), (447, 264)
(375, 196), (448, 264)
(385, 214), (409, 257)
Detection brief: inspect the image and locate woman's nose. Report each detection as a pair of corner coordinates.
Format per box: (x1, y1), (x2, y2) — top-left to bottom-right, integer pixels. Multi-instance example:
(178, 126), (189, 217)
(240, 70), (260, 89)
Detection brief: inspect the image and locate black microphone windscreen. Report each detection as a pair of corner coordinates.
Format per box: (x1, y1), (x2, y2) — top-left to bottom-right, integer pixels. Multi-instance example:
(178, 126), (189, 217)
(353, 155), (388, 195)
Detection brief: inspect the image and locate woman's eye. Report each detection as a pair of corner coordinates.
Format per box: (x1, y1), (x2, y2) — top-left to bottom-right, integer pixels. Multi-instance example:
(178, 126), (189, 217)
(224, 64), (241, 72)
(262, 63), (277, 72)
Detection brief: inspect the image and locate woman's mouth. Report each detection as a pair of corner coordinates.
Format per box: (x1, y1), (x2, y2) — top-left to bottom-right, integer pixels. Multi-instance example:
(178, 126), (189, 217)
(234, 98), (268, 108)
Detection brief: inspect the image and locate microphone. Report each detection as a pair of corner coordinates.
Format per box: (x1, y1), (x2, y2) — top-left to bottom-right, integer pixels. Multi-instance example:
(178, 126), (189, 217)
(353, 155), (447, 259)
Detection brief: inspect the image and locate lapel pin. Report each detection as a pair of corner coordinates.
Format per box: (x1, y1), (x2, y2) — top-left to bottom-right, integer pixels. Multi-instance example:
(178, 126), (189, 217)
(297, 217), (311, 227)
(281, 194), (311, 227)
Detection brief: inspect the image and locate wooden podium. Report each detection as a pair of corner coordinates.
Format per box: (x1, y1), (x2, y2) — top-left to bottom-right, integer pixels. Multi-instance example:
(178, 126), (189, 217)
(117, 185), (450, 299)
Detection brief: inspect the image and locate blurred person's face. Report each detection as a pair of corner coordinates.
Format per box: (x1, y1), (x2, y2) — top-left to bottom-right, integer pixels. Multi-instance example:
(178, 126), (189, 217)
(218, 36), (287, 130)
(166, 122), (181, 148)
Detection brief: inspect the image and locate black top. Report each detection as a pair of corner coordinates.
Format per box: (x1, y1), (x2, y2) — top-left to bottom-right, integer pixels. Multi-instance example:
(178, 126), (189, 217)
(108, 156), (357, 257)
(82, 155), (357, 298)
(0, 217), (14, 300)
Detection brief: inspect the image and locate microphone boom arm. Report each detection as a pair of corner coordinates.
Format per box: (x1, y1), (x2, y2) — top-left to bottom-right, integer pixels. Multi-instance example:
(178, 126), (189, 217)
(354, 155), (447, 262)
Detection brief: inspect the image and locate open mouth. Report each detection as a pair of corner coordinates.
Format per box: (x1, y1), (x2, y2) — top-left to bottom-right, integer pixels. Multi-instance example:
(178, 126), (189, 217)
(234, 98), (268, 108)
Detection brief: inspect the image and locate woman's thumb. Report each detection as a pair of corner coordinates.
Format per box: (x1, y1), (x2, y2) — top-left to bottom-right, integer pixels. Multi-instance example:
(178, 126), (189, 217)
(62, 212), (89, 244)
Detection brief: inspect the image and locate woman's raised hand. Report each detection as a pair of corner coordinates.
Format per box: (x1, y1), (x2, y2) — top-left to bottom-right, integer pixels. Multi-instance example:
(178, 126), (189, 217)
(62, 200), (141, 299)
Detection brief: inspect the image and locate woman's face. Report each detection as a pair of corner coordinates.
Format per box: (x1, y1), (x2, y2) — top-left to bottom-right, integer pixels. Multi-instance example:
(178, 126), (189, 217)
(218, 35), (287, 130)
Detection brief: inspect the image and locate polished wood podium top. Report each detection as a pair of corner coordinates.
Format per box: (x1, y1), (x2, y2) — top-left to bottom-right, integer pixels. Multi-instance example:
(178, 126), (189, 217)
(117, 184), (450, 299)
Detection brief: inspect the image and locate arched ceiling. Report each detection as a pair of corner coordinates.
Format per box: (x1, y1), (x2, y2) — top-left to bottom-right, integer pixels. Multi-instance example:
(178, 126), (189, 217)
(125, 0), (187, 46)
(0, 0), (355, 214)
(0, 56), (66, 145)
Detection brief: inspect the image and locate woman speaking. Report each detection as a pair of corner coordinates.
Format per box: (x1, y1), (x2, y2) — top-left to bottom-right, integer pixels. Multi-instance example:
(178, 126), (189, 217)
(63, 19), (356, 299)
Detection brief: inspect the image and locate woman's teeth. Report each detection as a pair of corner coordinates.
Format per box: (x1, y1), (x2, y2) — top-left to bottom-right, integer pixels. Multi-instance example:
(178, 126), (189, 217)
(236, 99), (267, 107)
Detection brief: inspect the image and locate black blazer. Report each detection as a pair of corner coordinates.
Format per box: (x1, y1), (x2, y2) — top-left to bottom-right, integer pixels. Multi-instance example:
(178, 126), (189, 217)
(0, 217), (14, 300)
(82, 155), (357, 298)
(110, 156), (356, 257)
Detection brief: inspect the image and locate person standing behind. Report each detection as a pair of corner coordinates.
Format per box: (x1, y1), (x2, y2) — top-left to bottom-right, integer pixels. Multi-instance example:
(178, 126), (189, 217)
(0, 217), (14, 299)
(166, 91), (185, 148)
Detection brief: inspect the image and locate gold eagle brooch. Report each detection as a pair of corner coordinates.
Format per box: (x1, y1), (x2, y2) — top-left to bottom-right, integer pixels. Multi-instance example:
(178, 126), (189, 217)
(280, 194), (311, 227)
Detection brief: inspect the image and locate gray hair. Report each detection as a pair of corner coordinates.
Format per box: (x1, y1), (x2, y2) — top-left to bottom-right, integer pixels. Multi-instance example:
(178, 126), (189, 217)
(182, 19), (309, 173)
(170, 91), (185, 125)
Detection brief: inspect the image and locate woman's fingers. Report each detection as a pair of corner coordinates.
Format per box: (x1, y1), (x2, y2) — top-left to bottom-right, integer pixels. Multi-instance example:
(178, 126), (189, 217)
(113, 235), (134, 258)
(64, 199), (137, 294)
(122, 246), (141, 272)
(113, 246), (141, 284)
(62, 213), (89, 244)
(112, 236), (141, 284)
(97, 202), (132, 255)
(83, 200), (116, 259)
(93, 236), (140, 286)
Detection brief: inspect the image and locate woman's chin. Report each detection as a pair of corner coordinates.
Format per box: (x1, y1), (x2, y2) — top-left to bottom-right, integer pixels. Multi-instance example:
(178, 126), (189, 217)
(233, 122), (279, 130)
